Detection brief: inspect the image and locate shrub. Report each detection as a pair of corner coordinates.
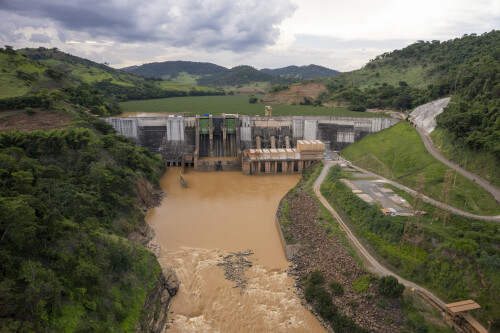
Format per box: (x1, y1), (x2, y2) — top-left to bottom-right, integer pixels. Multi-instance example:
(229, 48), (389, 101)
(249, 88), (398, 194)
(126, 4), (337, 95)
(328, 281), (344, 296)
(24, 107), (36, 115)
(352, 275), (371, 293)
(378, 275), (405, 298)
(309, 269), (325, 286)
(376, 298), (388, 309)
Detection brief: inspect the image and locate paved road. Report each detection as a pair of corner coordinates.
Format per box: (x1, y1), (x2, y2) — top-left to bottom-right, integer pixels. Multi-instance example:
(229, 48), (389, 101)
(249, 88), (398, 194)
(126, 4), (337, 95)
(313, 161), (446, 309)
(348, 163), (500, 222)
(416, 126), (500, 206)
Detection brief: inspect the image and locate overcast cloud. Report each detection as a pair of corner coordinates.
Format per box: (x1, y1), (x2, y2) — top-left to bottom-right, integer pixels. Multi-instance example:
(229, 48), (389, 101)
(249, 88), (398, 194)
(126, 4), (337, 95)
(0, 0), (499, 71)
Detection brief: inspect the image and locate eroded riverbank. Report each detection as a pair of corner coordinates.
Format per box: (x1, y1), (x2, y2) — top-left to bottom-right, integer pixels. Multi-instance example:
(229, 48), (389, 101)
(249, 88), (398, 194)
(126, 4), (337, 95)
(146, 168), (326, 332)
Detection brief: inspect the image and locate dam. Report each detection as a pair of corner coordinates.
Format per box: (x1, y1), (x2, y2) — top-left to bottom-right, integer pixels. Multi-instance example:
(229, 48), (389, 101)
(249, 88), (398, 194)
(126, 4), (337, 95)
(105, 114), (398, 173)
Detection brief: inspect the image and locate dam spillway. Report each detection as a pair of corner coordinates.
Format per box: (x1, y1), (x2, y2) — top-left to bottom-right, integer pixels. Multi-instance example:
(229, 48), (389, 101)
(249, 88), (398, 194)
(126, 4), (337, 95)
(104, 114), (398, 172)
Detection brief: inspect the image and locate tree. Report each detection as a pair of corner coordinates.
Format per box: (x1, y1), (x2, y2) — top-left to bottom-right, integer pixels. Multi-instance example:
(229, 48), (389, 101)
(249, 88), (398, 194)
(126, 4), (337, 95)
(378, 275), (405, 298)
(4, 45), (16, 55)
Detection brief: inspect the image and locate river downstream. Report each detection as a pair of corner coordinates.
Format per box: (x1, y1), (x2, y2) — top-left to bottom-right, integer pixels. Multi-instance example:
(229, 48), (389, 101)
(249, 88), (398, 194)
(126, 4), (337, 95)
(146, 168), (325, 332)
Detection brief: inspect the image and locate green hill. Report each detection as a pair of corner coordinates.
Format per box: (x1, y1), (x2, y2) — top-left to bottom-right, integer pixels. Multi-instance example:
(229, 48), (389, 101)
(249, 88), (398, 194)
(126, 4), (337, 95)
(0, 47), (222, 103)
(261, 64), (340, 79)
(0, 48), (69, 98)
(324, 31), (500, 184)
(120, 60), (227, 80)
(341, 122), (500, 216)
(197, 65), (298, 88)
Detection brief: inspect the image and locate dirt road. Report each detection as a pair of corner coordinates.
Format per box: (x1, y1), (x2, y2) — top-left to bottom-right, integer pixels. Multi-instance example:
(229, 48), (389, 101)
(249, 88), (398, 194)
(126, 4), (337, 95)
(313, 161), (446, 309)
(415, 126), (500, 206)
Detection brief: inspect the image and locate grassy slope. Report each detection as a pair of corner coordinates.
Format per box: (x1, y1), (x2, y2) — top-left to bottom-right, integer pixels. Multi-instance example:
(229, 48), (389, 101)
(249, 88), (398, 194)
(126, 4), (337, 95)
(341, 122), (500, 215)
(0, 53), (61, 97)
(168, 71), (201, 84)
(431, 128), (500, 189)
(327, 61), (432, 90)
(0, 49), (216, 98)
(118, 95), (390, 117)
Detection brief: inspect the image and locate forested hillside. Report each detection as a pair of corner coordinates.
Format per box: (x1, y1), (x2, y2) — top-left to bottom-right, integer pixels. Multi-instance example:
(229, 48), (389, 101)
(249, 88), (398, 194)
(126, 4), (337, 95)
(261, 64), (340, 79)
(121, 60), (227, 80)
(0, 102), (167, 330)
(324, 31), (500, 171)
(197, 65), (298, 87)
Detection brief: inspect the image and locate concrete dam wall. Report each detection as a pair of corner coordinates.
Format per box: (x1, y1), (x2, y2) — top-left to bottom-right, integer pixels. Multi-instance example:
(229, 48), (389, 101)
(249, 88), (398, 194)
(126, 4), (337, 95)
(104, 115), (399, 170)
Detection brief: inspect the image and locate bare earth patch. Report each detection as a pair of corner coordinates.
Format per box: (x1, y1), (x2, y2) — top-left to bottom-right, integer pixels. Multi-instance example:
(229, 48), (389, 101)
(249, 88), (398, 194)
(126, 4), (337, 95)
(263, 83), (327, 104)
(0, 109), (74, 131)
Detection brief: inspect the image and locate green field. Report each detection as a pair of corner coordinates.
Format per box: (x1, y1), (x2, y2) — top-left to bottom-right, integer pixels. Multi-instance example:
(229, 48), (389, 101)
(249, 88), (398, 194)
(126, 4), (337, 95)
(341, 122), (500, 215)
(119, 95), (389, 117)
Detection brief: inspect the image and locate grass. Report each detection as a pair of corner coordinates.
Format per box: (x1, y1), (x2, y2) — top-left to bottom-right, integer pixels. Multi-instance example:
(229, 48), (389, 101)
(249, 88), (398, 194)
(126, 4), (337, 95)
(169, 71), (201, 84)
(0, 53), (48, 97)
(224, 81), (272, 92)
(352, 274), (372, 293)
(119, 95), (390, 117)
(341, 121), (500, 215)
(156, 80), (217, 92)
(328, 60), (433, 90)
(431, 128), (500, 188)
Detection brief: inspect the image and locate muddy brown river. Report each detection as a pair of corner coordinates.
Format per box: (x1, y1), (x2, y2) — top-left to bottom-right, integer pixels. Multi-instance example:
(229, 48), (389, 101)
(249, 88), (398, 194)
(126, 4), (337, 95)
(146, 168), (325, 332)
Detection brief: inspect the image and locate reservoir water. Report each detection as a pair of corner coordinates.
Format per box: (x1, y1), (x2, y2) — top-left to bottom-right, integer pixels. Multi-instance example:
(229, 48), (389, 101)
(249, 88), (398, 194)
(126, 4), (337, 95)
(146, 168), (325, 332)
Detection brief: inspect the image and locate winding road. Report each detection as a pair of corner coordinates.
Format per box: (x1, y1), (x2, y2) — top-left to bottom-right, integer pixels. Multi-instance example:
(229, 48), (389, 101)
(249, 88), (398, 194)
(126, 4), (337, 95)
(348, 162), (500, 223)
(313, 161), (446, 308)
(415, 126), (500, 206)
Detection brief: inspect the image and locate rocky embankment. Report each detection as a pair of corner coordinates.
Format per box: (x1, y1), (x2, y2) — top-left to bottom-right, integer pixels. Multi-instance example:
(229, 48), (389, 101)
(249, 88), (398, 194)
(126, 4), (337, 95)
(278, 183), (405, 332)
(128, 178), (180, 333)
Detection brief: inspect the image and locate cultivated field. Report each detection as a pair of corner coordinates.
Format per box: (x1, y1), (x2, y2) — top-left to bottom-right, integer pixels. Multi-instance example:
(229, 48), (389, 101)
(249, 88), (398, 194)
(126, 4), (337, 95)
(119, 95), (389, 117)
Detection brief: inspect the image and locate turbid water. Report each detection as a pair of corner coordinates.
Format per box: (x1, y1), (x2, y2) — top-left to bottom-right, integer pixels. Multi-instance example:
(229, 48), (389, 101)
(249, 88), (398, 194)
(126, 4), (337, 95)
(146, 168), (326, 332)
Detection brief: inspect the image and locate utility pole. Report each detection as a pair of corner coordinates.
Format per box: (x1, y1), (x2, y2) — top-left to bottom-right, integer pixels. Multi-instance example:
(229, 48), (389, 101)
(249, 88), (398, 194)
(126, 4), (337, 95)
(399, 174), (425, 259)
(432, 169), (453, 227)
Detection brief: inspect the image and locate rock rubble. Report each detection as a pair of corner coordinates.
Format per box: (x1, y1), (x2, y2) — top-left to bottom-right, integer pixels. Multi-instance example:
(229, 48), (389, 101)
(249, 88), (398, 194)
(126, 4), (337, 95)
(217, 250), (254, 294)
(280, 185), (405, 332)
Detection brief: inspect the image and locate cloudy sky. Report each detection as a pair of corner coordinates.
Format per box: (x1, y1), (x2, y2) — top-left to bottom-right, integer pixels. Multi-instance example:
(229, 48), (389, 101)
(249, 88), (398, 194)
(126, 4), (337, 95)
(0, 0), (499, 71)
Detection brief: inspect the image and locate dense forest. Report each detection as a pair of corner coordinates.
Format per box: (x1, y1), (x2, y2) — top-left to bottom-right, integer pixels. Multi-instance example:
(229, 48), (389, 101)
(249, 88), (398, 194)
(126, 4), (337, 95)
(121, 60), (227, 79)
(0, 106), (166, 330)
(0, 63), (173, 329)
(261, 64), (340, 79)
(197, 65), (298, 87)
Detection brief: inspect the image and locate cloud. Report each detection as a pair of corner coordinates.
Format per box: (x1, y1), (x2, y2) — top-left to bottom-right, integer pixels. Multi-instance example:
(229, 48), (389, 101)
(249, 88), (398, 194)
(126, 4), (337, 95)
(29, 32), (51, 43)
(0, 0), (297, 52)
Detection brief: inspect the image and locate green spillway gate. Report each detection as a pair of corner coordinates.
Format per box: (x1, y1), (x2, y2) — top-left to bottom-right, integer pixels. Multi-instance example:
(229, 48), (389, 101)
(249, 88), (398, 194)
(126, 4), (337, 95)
(199, 118), (209, 134)
(226, 118), (236, 134)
